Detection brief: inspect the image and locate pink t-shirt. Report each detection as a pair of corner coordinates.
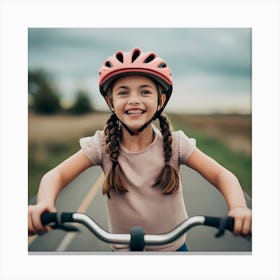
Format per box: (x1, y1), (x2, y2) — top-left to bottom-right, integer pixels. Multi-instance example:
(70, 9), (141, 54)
(79, 125), (196, 251)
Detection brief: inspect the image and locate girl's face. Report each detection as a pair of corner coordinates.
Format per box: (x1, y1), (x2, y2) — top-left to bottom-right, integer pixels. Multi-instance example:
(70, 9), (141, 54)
(108, 75), (165, 132)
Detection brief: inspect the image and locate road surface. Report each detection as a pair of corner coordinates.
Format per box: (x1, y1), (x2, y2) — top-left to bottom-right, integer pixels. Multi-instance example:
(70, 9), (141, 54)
(28, 165), (252, 253)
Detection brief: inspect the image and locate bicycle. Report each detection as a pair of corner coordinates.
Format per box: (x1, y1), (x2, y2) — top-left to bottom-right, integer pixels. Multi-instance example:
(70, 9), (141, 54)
(41, 212), (249, 252)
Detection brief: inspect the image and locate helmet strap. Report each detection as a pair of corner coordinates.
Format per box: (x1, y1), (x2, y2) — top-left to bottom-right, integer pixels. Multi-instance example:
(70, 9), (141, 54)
(118, 111), (159, 136)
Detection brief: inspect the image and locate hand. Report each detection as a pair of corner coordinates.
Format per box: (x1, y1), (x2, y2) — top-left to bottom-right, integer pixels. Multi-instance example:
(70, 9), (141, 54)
(28, 202), (56, 236)
(228, 207), (252, 236)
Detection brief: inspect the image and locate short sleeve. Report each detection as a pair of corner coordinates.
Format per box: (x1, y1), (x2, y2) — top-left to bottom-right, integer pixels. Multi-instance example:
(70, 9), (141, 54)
(178, 130), (196, 164)
(79, 130), (104, 165)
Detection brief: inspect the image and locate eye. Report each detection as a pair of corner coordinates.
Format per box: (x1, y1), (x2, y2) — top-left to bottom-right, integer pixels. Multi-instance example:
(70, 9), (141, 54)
(141, 90), (152, 95)
(117, 90), (128, 96)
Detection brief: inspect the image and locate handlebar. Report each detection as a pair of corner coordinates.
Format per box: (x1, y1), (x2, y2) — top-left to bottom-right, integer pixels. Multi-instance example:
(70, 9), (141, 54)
(41, 212), (236, 251)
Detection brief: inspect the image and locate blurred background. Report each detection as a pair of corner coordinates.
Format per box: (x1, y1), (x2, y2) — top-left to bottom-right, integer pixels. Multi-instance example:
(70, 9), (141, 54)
(28, 28), (252, 200)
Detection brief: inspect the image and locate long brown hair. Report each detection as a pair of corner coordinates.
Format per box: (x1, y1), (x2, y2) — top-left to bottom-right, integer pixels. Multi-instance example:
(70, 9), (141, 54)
(103, 113), (128, 198)
(102, 113), (180, 198)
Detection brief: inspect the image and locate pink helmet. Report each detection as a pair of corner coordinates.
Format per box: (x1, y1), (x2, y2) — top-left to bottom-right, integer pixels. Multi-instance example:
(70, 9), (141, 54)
(99, 48), (173, 115)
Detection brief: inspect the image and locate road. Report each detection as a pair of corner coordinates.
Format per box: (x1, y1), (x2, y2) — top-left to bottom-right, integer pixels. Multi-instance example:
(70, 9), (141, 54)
(28, 165), (252, 253)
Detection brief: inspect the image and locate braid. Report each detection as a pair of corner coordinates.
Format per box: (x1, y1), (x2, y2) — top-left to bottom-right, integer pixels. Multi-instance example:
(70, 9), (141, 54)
(159, 114), (172, 164)
(104, 114), (120, 162)
(153, 114), (180, 194)
(103, 114), (128, 198)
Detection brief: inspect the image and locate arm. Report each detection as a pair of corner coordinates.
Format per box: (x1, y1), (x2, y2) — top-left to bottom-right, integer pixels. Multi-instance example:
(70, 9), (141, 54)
(28, 149), (92, 236)
(186, 147), (252, 235)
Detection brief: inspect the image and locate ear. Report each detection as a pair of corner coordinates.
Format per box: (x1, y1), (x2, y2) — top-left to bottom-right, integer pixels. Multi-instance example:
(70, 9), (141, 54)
(158, 93), (166, 110)
(105, 96), (114, 111)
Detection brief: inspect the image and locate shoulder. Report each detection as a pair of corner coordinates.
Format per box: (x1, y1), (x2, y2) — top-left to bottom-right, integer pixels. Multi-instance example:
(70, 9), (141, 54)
(79, 130), (105, 148)
(172, 130), (196, 164)
(172, 129), (196, 144)
(79, 130), (106, 165)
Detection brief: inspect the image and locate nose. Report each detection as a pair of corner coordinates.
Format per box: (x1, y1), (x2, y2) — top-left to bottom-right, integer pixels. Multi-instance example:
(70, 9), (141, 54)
(128, 92), (140, 105)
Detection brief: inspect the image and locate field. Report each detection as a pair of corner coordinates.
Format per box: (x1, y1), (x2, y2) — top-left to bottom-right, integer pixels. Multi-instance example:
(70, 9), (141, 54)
(28, 112), (252, 199)
(169, 113), (251, 156)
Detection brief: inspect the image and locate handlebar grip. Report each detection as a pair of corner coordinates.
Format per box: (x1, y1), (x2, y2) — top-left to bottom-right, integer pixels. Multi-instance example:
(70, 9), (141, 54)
(204, 216), (234, 232)
(41, 212), (74, 226)
(41, 212), (57, 225)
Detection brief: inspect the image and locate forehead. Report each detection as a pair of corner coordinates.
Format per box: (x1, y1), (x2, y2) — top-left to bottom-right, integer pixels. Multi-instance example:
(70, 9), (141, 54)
(112, 75), (156, 88)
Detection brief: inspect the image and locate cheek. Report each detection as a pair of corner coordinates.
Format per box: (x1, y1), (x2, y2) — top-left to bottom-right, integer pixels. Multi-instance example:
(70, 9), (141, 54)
(150, 97), (160, 109)
(112, 99), (125, 112)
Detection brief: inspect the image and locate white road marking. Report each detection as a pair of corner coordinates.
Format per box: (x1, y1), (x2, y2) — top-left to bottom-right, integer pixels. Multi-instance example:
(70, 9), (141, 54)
(56, 173), (104, 251)
(56, 232), (78, 252)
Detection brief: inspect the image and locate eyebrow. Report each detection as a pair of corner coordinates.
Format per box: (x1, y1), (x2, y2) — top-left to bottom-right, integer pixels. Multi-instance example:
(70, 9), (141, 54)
(115, 84), (153, 90)
(140, 85), (153, 88)
(116, 86), (129, 90)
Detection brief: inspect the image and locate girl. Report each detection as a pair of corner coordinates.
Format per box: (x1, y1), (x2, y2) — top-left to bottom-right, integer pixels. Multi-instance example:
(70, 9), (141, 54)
(28, 48), (252, 251)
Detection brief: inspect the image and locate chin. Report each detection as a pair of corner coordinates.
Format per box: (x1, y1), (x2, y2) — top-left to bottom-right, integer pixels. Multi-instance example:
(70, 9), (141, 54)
(122, 119), (145, 130)
(124, 116), (145, 125)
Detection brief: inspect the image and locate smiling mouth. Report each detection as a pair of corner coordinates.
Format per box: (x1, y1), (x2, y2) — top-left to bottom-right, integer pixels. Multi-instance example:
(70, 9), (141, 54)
(125, 109), (146, 115)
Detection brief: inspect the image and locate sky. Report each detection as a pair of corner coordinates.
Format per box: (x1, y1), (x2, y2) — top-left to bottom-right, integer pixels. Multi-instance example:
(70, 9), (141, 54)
(28, 28), (252, 114)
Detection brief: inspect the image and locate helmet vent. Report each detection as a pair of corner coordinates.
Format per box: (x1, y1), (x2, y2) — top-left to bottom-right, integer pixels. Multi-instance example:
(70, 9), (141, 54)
(144, 54), (155, 63)
(116, 52), (123, 63)
(158, 62), (167, 68)
(132, 49), (141, 62)
(105, 61), (113, 68)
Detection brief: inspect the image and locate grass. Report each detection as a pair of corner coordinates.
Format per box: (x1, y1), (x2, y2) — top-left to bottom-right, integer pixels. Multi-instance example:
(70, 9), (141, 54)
(28, 140), (80, 200)
(170, 116), (252, 196)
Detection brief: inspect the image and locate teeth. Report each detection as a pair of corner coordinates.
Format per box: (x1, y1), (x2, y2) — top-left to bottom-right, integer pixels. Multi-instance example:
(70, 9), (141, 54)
(126, 110), (144, 115)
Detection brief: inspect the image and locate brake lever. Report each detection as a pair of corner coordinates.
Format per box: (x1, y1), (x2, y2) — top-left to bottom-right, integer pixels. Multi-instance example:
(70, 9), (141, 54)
(215, 217), (228, 238)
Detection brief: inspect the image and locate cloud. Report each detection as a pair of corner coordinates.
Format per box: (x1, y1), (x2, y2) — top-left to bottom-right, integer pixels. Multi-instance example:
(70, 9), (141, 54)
(170, 73), (251, 113)
(28, 28), (251, 113)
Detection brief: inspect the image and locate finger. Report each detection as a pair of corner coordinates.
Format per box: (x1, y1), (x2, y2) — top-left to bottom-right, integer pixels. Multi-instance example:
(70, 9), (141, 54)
(233, 217), (243, 236)
(31, 213), (45, 235)
(28, 206), (36, 235)
(45, 225), (53, 232)
(40, 206), (57, 233)
(242, 216), (252, 236)
(44, 206), (57, 232)
(31, 206), (47, 234)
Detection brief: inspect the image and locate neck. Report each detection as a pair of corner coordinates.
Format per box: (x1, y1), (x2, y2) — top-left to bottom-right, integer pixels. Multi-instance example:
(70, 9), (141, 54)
(121, 125), (154, 152)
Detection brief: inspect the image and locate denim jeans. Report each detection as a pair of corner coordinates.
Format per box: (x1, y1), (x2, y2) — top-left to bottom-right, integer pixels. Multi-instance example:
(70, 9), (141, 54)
(176, 243), (188, 251)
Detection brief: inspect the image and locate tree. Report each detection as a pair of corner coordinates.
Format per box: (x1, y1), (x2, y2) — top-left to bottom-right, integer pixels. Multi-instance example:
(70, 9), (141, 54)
(70, 90), (93, 114)
(28, 69), (61, 114)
